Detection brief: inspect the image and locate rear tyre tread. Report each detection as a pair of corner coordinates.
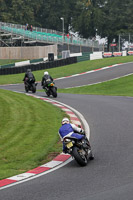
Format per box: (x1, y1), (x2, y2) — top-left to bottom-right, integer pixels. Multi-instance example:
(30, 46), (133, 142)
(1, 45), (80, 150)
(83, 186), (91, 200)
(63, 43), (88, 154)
(72, 147), (87, 166)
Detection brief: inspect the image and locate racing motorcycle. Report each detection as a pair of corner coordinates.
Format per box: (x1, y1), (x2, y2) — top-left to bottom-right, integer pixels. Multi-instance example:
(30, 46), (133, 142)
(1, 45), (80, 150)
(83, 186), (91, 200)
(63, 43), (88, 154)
(44, 81), (57, 98)
(63, 136), (94, 166)
(24, 78), (37, 93)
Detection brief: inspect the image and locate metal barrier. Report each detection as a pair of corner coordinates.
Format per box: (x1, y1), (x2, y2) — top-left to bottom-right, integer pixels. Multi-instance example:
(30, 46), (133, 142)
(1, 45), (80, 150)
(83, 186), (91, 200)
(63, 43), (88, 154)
(0, 57), (77, 75)
(0, 21), (100, 48)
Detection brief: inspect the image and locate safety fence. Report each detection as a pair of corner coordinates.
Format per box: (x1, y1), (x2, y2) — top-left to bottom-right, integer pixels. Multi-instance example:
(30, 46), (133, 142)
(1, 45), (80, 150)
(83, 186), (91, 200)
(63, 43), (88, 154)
(77, 52), (92, 62)
(0, 21), (99, 48)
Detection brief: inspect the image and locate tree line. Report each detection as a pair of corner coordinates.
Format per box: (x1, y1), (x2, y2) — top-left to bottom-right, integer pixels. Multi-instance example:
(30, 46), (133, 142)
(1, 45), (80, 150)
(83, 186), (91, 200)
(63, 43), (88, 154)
(0, 0), (133, 47)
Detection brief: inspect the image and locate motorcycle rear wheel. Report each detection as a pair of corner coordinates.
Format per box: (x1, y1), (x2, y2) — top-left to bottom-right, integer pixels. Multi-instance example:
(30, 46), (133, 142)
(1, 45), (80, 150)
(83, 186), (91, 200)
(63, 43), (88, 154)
(72, 146), (87, 166)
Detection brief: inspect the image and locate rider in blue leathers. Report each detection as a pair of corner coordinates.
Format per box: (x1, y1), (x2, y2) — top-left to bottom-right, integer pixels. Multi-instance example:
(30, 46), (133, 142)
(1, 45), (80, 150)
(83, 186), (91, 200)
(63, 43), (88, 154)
(58, 118), (88, 153)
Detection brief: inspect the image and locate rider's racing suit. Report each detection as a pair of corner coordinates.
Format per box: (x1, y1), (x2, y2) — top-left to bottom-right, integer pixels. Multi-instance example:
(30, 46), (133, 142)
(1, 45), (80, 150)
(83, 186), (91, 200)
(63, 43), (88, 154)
(58, 123), (85, 152)
(41, 74), (53, 89)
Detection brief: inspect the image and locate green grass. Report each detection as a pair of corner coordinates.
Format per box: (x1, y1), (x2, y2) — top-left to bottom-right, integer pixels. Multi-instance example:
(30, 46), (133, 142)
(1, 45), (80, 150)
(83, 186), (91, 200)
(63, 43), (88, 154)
(0, 56), (133, 85)
(0, 89), (66, 180)
(58, 74), (133, 97)
(0, 59), (24, 66)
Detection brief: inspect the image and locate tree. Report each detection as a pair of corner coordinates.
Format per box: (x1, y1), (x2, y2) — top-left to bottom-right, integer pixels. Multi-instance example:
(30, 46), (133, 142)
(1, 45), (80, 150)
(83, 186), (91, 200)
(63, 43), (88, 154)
(100, 0), (133, 48)
(0, 0), (133, 48)
(0, 0), (12, 22)
(72, 0), (133, 49)
(38, 0), (77, 33)
(0, 0), (42, 26)
(72, 0), (104, 38)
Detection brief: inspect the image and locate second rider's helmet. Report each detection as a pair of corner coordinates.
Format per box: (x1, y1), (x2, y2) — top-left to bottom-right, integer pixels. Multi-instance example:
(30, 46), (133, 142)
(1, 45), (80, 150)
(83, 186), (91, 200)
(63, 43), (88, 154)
(44, 71), (49, 75)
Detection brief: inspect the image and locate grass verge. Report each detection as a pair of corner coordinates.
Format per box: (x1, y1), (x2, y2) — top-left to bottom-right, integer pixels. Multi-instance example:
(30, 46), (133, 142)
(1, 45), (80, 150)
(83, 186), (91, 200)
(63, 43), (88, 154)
(0, 56), (133, 85)
(0, 59), (24, 66)
(0, 89), (66, 180)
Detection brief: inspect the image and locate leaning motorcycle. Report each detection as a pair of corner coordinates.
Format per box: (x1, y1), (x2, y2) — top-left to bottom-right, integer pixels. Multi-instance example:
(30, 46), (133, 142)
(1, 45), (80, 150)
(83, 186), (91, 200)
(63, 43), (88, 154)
(63, 136), (94, 166)
(24, 78), (37, 93)
(44, 80), (57, 98)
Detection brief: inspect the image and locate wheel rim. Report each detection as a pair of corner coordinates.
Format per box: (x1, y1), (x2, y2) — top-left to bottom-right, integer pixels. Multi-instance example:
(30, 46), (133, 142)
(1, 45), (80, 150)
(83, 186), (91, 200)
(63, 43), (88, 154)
(78, 150), (87, 163)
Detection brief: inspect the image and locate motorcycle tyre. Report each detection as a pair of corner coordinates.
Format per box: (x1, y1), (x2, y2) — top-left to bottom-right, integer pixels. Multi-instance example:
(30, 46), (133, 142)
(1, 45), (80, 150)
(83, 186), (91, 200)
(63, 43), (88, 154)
(89, 151), (94, 160)
(51, 87), (57, 98)
(45, 90), (50, 97)
(72, 146), (87, 166)
(25, 85), (28, 93)
(32, 83), (36, 93)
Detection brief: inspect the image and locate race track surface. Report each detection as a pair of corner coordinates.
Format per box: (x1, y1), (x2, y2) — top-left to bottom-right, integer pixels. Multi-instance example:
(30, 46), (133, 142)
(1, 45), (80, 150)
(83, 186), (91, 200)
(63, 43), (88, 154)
(0, 62), (133, 200)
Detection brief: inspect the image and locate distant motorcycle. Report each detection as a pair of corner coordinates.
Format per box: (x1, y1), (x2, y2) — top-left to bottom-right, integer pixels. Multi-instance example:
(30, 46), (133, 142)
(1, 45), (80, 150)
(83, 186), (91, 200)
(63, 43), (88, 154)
(24, 78), (37, 93)
(63, 136), (94, 166)
(43, 80), (57, 98)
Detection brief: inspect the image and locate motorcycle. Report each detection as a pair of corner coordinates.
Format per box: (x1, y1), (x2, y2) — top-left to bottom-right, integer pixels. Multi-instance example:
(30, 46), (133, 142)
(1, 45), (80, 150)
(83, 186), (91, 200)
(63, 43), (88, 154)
(63, 136), (94, 166)
(44, 80), (57, 98)
(24, 78), (37, 93)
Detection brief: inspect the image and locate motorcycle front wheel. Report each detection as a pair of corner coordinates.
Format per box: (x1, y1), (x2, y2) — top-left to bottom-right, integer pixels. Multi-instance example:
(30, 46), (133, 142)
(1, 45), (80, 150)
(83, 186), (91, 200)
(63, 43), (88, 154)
(32, 83), (36, 93)
(72, 146), (87, 166)
(45, 89), (50, 97)
(25, 85), (28, 93)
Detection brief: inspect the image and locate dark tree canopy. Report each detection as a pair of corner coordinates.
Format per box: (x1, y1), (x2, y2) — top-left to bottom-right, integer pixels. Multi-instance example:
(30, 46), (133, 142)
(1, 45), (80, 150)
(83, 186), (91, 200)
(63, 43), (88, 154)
(0, 0), (133, 45)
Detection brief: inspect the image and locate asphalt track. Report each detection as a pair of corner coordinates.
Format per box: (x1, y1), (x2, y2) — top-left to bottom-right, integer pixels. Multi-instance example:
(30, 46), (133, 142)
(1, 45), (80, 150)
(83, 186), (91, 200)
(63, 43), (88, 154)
(0, 62), (133, 200)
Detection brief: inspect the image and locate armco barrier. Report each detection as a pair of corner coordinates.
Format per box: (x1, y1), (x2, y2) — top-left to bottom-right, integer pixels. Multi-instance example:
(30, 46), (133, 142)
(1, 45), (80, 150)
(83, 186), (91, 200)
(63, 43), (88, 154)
(0, 63), (15, 69)
(77, 52), (91, 62)
(30, 58), (44, 64)
(0, 57), (77, 75)
(113, 52), (122, 57)
(128, 51), (133, 56)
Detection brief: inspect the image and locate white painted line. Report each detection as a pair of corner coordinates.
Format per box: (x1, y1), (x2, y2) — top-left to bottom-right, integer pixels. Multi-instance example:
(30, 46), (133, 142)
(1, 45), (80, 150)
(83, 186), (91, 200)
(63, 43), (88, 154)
(13, 91), (23, 93)
(101, 66), (110, 70)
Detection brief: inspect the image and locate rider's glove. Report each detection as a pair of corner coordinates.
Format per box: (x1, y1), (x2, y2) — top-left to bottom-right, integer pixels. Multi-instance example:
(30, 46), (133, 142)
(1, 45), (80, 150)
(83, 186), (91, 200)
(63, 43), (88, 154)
(80, 129), (85, 135)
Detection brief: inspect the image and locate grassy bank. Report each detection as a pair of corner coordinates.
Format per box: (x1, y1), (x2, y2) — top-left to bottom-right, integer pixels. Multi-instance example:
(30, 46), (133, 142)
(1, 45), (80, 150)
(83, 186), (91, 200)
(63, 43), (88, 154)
(0, 89), (65, 180)
(0, 59), (23, 66)
(0, 56), (133, 85)
(58, 74), (133, 97)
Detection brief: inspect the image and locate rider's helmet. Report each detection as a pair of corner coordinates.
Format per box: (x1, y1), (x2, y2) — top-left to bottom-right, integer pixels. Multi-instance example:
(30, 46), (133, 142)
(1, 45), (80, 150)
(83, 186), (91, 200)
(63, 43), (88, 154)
(44, 71), (49, 75)
(62, 117), (70, 125)
(27, 69), (31, 72)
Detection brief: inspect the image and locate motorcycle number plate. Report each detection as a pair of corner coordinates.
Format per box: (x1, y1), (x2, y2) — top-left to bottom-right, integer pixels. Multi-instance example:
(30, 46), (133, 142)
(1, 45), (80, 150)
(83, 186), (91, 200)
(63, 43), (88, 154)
(66, 142), (73, 148)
